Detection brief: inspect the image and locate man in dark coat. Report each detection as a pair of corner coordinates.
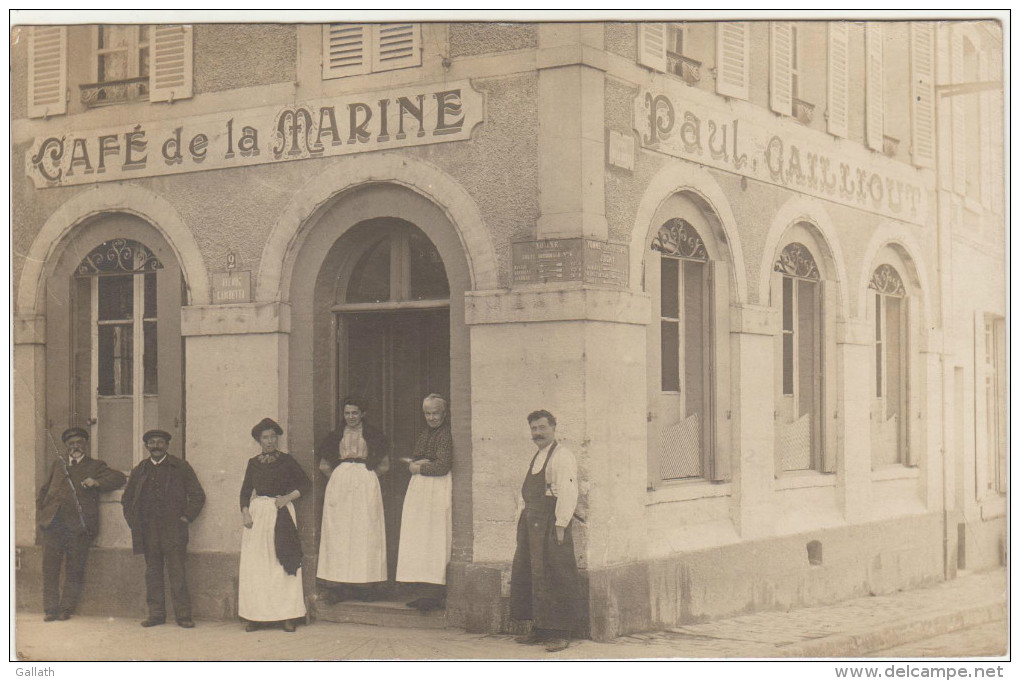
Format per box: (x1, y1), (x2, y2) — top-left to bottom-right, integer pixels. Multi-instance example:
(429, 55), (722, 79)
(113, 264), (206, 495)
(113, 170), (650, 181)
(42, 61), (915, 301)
(37, 427), (126, 621)
(122, 429), (205, 628)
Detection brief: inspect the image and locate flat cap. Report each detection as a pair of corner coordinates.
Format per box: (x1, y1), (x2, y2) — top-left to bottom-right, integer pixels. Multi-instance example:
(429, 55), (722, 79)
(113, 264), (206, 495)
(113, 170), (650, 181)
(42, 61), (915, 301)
(61, 427), (89, 443)
(142, 429), (172, 443)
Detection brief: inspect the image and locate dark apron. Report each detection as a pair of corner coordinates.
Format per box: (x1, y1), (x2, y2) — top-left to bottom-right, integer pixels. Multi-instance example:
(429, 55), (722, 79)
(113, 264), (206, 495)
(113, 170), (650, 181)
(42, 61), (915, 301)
(509, 442), (580, 632)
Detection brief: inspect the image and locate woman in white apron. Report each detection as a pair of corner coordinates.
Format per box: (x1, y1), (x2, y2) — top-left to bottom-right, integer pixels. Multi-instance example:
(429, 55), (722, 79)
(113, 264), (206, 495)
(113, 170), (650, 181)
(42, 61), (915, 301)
(316, 397), (389, 603)
(238, 418), (310, 632)
(396, 394), (453, 612)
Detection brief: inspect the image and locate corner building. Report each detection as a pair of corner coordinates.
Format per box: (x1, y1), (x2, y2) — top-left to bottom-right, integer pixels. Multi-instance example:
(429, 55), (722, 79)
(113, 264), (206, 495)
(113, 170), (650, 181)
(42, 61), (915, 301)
(12, 21), (1004, 639)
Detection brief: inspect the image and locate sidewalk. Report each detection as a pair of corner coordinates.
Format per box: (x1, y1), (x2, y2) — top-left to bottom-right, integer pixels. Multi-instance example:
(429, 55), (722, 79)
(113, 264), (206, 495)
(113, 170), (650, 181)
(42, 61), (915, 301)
(13, 568), (1006, 660)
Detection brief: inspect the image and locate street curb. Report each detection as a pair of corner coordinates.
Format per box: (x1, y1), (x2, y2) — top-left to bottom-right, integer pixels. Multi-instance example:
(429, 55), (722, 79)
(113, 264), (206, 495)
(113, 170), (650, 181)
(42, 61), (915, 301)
(778, 601), (1008, 658)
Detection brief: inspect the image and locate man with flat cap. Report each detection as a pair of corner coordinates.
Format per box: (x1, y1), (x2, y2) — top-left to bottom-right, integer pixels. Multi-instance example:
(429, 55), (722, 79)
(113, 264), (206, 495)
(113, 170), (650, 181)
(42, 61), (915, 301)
(122, 428), (206, 628)
(37, 427), (126, 621)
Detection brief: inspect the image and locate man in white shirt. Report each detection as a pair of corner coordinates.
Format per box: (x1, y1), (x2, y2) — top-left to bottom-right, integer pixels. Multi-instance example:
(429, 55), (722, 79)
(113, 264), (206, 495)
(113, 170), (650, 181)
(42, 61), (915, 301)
(509, 410), (581, 653)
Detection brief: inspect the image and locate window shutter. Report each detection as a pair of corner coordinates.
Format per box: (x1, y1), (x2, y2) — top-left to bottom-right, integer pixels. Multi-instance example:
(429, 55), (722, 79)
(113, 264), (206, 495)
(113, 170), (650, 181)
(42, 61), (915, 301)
(978, 53), (992, 209)
(989, 88), (1004, 210)
(972, 311), (987, 495)
(373, 24), (421, 73)
(638, 23), (667, 72)
(149, 25), (193, 103)
(28, 26), (67, 118)
(322, 24), (370, 79)
(827, 22), (849, 138)
(866, 23), (884, 151)
(821, 280), (839, 474)
(770, 22), (793, 116)
(709, 260), (732, 482)
(951, 31), (967, 193)
(904, 296), (921, 467)
(909, 22), (936, 168)
(716, 22), (750, 100)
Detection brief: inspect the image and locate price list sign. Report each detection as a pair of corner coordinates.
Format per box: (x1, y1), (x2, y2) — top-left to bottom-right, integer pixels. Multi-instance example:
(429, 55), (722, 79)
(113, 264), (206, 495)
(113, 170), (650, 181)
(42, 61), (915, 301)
(513, 238), (628, 287)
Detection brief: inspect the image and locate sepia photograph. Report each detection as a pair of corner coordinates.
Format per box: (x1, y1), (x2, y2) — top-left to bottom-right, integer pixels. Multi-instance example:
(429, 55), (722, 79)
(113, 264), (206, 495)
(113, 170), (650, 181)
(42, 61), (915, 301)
(8, 10), (1008, 669)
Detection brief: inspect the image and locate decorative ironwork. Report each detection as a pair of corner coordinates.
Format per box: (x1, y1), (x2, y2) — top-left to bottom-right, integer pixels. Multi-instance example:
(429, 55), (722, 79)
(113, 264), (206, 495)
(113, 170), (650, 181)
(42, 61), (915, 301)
(76, 239), (163, 276)
(79, 77), (149, 108)
(667, 51), (702, 86)
(651, 219), (708, 260)
(869, 264), (905, 296)
(774, 242), (820, 280)
(792, 97), (815, 125)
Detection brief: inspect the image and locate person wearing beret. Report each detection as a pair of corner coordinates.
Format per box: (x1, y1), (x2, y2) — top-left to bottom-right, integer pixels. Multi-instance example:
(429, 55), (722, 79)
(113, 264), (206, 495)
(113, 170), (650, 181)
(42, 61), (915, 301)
(316, 397), (390, 603)
(238, 418), (311, 633)
(37, 427), (126, 621)
(122, 428), (206, 628)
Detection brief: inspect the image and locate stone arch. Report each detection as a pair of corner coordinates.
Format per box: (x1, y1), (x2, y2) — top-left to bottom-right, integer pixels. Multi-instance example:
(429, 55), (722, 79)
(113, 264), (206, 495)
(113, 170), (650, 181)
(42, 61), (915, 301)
(17, 183), (210, 318)
(629, 160), (748, 302)
(857, 225), (934, 324)
(258, 153), (498, 303)
(758, 195), (851, 320)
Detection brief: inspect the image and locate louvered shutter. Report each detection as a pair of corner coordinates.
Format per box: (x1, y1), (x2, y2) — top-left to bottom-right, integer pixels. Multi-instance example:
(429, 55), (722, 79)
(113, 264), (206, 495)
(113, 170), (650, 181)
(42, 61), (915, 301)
(910, 22), (936, 168)
(709, 260), (732, 482)
(28, 26), (67, 118)
(770, 22), (793, 116)
(638, 23), (667, 72)
(904, 296), (921, 467)
(827, 22), (849, 138)
(978, 53), (992, 208)
(820, 280), (839, 474)
(989, 88), (1004, 210)
(150, 25), (193, 103)
(866, 23), (884, 151)
(951, 31), (966, 193)
(373, 24), (421, 72)
(323, 24), (370, 79)
(716, 22), (750, 100)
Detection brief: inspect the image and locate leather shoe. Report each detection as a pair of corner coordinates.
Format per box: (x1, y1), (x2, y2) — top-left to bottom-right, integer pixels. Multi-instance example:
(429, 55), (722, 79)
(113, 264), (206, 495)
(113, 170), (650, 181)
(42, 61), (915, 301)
(245, 621), (260, 633)
(43, 613), (58, 622)
(177, 619), (195, 629)
(417, 598), (444, 612)
(57, 612), (72, 621)
(544, 638), (570, 653)
(140, 618), (165, 627)
(282, 620), (296, 633)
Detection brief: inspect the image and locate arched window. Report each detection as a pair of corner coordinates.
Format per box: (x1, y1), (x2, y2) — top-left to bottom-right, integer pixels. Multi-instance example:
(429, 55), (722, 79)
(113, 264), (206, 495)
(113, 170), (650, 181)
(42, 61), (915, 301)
(870, 264), (908, 466)
(647, 215), (731, 486)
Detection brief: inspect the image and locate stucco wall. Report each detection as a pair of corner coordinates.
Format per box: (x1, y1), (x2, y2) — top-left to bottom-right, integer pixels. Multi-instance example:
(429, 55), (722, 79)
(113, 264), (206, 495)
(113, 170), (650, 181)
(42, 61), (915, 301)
(448, 22), (537, 57)
(194, 24), (297, 94)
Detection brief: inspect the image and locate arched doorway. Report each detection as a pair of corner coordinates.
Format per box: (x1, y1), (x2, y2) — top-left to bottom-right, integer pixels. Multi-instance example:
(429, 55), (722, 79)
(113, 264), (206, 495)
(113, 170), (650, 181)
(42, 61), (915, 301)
(44, 214), (185, 507)
(333, 218), (451, 579)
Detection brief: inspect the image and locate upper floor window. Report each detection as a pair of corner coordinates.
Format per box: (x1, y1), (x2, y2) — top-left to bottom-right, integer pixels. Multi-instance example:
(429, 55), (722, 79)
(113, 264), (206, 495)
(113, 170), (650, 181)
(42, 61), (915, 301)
(322, 24), (422, 80)
(771, 22), (813, 124)
(638, 23), (702, 86)
(81, 25), (193, 108)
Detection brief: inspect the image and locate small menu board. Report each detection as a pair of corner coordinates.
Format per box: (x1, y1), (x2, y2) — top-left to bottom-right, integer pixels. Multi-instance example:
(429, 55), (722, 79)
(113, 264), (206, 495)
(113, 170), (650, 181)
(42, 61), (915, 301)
(512, 238), (628, 287)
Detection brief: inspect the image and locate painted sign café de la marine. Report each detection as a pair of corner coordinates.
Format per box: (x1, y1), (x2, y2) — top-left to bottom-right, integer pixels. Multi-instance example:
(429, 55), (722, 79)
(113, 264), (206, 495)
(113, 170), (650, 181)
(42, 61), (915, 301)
(12, 21), (1004, 640)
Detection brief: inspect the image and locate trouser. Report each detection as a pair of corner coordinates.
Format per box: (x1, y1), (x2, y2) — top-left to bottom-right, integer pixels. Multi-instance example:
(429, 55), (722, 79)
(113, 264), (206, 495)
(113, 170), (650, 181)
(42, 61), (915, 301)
(143, 518), (191, 621)
(42, 517), (91, 615)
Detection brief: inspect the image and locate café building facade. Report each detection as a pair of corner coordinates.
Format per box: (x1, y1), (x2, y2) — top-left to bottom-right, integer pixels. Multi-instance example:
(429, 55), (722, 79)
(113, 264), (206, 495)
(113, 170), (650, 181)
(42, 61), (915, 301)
(12, 21), (1004, 639)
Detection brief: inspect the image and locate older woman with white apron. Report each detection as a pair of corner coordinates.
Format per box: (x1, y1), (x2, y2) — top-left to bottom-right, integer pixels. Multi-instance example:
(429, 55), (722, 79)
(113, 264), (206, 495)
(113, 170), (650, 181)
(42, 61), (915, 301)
(238, 418), (310, 632)
(316, 397), (390, 603)
(396, 394), (453, 612)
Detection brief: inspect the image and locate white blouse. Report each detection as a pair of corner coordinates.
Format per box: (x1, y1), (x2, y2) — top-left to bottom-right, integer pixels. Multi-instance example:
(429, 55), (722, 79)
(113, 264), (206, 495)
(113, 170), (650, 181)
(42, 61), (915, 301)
(530, 441), (579, 529)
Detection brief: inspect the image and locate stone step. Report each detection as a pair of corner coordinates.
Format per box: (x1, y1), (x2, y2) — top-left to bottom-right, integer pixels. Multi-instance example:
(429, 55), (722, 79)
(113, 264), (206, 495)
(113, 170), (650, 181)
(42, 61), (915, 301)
(315, 599), (450, 630)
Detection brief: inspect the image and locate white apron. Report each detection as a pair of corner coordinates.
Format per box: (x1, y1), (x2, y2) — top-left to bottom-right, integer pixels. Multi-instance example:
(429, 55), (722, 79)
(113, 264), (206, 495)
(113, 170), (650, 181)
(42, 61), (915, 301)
(396, 473), (452, 585)
(316, 461), (387, 583)
(238, 496), (306, 622)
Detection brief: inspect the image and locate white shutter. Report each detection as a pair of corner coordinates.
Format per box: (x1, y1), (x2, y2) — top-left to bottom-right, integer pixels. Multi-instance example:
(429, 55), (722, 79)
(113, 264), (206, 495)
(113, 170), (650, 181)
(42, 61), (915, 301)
(989, 87), (1004, 210)
(28, 26), (67, 118)
(638, 23), (668, 72)
(979, 52), (992, 208)
(821, 280), (839, 474)
(322, 24), (370, 79)
(866, 23), (884, 151)
(770, 22), (793, 116)
(716, 22), (750, 100)
(827, 22), (849, 138)
(709, 260), (732, 482)
(373, 24), (421, 72)
(149, 25), (193, 103)
(910, 22), (936, 168)
(951, 30), (967, 193)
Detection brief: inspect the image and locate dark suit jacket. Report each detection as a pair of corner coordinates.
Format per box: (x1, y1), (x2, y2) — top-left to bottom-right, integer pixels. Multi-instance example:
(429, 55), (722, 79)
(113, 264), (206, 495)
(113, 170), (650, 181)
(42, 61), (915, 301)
(122, 455), (206, 555)
(37, 456), (126, 538)
(316, 422), (389, 472)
